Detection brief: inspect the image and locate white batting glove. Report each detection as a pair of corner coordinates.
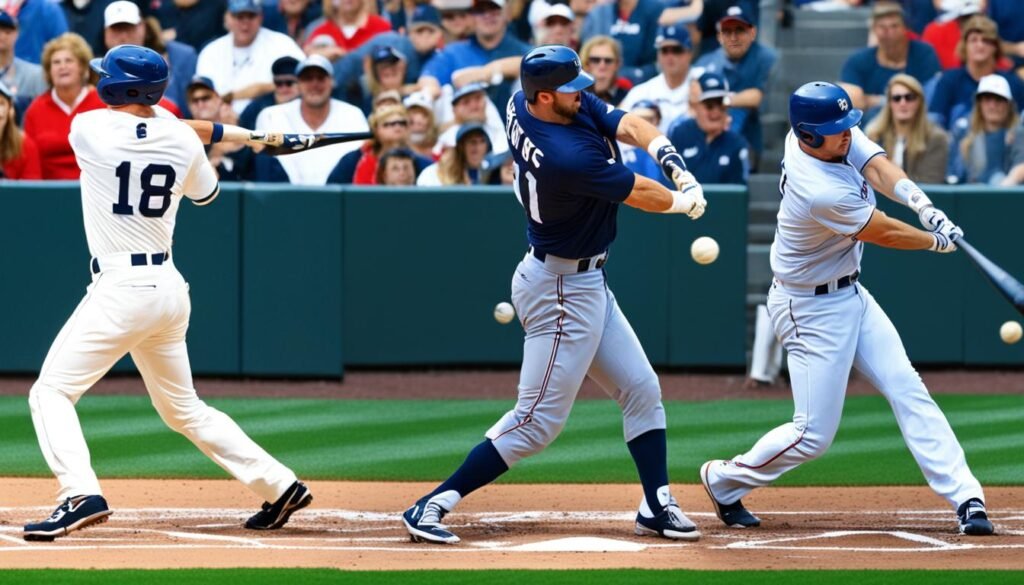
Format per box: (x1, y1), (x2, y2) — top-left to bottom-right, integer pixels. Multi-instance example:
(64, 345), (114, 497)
(929, 221), (964, 254)
(918, 206), (952, 232)
(673, 169), (707, 220)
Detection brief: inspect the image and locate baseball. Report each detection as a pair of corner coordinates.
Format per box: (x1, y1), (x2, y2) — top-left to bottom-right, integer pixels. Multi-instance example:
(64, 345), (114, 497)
(691, 236), (720, 265)
(1000, 320), (1022, 344)
(494, 302), (515, 324)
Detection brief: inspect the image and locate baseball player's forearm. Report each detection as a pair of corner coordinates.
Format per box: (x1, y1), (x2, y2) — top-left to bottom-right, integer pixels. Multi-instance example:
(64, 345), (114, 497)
(623, 175), (676, 212)
(857, 209), (941, 250)
(616, 112), (663, 151)
(863, 155), (930, 211)
(182, 120), (285, 149)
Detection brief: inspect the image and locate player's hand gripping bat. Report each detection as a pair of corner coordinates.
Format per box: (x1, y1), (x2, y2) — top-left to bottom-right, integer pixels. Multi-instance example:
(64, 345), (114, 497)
(245, 131), (374, 156)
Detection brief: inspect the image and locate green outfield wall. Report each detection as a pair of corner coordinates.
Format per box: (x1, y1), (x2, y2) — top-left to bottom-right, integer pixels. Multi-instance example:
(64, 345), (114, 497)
(1, 182), (1020, 375)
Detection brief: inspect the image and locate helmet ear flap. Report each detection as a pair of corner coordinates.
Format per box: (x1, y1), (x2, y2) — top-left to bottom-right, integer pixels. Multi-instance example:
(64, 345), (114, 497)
(796, 124), (823, 148)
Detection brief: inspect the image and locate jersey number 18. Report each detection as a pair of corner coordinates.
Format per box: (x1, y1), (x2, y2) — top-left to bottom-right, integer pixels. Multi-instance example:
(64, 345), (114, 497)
(112, 161), (176, 218)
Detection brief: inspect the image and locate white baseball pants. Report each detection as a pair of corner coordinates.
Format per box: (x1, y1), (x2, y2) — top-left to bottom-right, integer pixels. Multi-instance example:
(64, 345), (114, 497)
(29, 260), (297, 502)
(706, 281), (984, 510)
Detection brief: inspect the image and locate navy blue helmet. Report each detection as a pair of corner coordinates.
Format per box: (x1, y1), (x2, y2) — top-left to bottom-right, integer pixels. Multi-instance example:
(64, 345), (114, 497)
(789, 81), (862, 148)
(520, 45), (594, 103)
(90, 45), (169, 107)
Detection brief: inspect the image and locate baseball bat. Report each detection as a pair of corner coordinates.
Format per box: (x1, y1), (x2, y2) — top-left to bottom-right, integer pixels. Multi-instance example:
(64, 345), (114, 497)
(956, 237), (1024, 317)
(254, 131), (374, 156)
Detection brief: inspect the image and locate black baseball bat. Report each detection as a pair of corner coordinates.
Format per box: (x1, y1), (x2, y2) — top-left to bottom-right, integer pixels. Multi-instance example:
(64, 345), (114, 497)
(957, 238), (1024, 316)
(261, 131), (374, 156)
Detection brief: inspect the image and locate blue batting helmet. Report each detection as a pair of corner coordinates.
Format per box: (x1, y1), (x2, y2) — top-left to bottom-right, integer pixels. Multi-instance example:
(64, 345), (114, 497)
(520, 45), (593, 103)
(789, 81), (862, 148)
(90, 45), (169, 107)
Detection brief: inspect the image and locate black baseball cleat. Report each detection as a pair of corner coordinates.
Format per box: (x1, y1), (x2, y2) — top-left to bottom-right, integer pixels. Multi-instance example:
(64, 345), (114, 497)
(635, 498), (701, 541)
(245, 480), (313, 530)
(700, 460), (761, 528)
(403, 495), (460, 544)
(957, 498), (995, 536)
(23, 495), (113, 541)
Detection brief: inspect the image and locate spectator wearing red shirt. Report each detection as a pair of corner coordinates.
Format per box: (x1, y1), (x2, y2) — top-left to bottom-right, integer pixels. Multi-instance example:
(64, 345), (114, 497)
(920, 0), (1013, 70)
(306, 0), (392, 61)
(0, 80), (40, 179)
(22, 32), (104, 180)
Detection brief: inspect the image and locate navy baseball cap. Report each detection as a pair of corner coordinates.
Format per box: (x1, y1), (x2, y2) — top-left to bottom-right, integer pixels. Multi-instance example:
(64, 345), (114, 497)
(655, 24), (691, 50)
(719, 4), (754, 27)
(271, 56), (299, 77)
(631, 99), (661, 115)
(698, 71), (730, 102)
(451, 81), (488, 105)
(373, 46), (406, 65)
(228, 0), (262, 15)
(186, 75), (217, 93)
(455, 122), (491, 149)
(0, 10), (16, 29)
(410, 4), (442, 29)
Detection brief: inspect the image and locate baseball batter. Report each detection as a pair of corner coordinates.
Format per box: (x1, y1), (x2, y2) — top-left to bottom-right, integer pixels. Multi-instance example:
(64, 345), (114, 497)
(403, 45), (707, 544)
(699, 82), (994, 536)
(23, 45), (311, 542)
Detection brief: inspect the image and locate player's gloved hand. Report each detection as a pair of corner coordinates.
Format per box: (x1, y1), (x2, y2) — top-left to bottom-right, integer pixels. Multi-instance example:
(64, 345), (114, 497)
(918, 205), (952, 232)
(674, 169), (707, 219)
(929, 221), (964, 254)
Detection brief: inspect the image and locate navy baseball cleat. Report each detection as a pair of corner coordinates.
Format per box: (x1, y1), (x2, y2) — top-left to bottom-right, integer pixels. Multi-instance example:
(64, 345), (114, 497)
(700, 460), (761, 528)
(635, 497), (701, 541)
(245, 480), (313, 530)
(23, 495), (112, 541)
(957, 498), (994, 536)
(403, 495), (460, 544)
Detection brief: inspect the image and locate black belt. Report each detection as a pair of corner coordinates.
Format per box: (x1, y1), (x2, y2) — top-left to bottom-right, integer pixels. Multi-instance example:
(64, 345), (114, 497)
(531, 248), (607, 273)
(91, 252), (168, 275)
(814, 271), (859, 296)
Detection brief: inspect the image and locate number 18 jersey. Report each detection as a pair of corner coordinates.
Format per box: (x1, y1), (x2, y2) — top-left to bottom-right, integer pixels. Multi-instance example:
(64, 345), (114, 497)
(69, 107), (219, 258)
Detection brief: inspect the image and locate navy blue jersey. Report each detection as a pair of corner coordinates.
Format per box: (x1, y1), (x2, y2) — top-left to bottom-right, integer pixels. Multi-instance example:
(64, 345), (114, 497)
(667, 118), (750, 185)
(506, 90), (636, 259)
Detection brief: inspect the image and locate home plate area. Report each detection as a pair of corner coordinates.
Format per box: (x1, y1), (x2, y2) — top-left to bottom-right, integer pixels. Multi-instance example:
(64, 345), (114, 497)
(0, 479), (1022, 570)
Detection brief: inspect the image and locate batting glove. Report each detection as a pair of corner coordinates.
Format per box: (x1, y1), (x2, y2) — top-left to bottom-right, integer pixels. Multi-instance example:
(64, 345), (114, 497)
(929, 221), (963, 253)
(674, 169), (707, 219)
(919, 206), (952, 232)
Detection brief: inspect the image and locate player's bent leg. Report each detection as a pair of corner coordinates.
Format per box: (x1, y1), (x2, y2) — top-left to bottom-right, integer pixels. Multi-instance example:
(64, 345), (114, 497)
(852, 285), (990, 534)
(702, 285), (859, 526)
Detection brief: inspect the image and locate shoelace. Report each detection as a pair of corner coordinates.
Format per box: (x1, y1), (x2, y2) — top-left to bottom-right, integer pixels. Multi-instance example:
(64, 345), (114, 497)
(964, 502), (986, 520)
(420, 502), (449, 528)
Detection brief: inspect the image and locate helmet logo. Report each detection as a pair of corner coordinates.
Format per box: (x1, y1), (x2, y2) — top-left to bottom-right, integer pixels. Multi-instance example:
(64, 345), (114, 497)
(573, 58), (580, 70)
(837, 98), (849, 111)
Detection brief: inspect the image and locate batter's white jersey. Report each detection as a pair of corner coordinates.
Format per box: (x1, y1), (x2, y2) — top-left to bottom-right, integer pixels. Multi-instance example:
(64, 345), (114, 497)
(770, 127), (884, 286)
(69, 107), (219, 258)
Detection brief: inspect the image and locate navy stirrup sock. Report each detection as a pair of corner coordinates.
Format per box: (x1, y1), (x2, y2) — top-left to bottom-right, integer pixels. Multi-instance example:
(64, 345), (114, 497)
(627, 429), (670, 512)
(430, 439), (509, 499)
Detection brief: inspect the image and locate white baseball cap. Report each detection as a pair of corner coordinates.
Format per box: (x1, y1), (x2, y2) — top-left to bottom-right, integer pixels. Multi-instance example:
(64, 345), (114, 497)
(543, 3), (574, 23)
(104, 1), (142, 27)
(976, 74), (1012, 101)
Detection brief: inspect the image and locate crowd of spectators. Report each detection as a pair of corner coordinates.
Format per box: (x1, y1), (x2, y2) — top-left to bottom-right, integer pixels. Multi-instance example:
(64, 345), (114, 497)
(3, 0), (1024, 188)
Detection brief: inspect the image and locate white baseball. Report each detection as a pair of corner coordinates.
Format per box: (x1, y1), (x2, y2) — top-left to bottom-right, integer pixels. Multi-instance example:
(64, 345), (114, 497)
(1000, 320), (1022, 344)
(494, 302), (516, 324)
(691, 236), (720, 265)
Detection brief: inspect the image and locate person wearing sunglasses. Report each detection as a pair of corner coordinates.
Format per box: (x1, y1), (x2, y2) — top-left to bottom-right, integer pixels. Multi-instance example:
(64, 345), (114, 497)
(667, 71), (749, 185)
(579, 35), (630, 106)
(948, 74), (1018, 185)
(328, 103), (432, 184)
(865, 74), (949, 185)
(185, 75), (255, 181)
(238, 55), (300, 130)
(618, 25), (694, 133)
(837, 2), (939, 123)
(579, 0), (663, 84)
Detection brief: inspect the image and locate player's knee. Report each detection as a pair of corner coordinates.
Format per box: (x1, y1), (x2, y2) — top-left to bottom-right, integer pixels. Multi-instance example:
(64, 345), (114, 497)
(517, 421), (565, 456)
(621, 372), (662, 414)
(29, 381), (75, 405)
(153, 399), (214, 433)
(798, 426), (837, 459)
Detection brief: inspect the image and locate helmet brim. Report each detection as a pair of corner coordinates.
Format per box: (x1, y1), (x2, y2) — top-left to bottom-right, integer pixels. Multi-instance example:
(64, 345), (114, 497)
(89, 57), (108, 77)
(814, 108), (863, 137)
(556, 71), (594, 94)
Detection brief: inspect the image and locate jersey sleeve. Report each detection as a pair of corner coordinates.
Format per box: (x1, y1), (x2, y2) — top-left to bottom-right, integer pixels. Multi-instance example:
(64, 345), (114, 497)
(181, 134), (220, 205)
(808, 189), (874, 236)
(846, 127), (885, 172)
(548, 146), (635, 203)
(581, 91), (627, 141)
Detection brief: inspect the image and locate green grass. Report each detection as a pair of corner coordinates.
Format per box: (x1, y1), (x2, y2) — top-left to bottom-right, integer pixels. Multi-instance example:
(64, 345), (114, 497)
(0, 394), (1022, 485)
(1, 571), (1022, 585)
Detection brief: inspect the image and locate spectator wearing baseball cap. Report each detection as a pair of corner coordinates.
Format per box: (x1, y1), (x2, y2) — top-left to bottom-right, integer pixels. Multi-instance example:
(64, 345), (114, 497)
(404, 91), (439, 159)
(10, 0), (68, 66)
(693, 3), (776, 167)
(620, 100), (671, 188)
(418, 0), (532, 123)
(435, 81), (508, 155)
(838, 2), (939, 122)
(0, 80), (41, 180)
(261, 0), (322, 47)
(928, 15), (1024, 131)
(239, 55), (300, 130)
(666, 71), (748, 186)
(580, 0), (663, 84)
(305, 0), (392, 60)
(618, 24), (695, 133)
(695, 0), (759, 56)
(253, 52), (369, 185)
(360, 46), (409, 114)
(196, 0), (305, 115)
(434, 0), (475, 43)
(186, 75), (257, 181)
(922, 0), (986, 70)
(537, 3), (575, 48)
(0, 10), (46, 116)
(417, 121), (492, 186)
(948, 74), (1018, 184)
(100, 1), (197, 115)
(406, 5), (444, 79)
